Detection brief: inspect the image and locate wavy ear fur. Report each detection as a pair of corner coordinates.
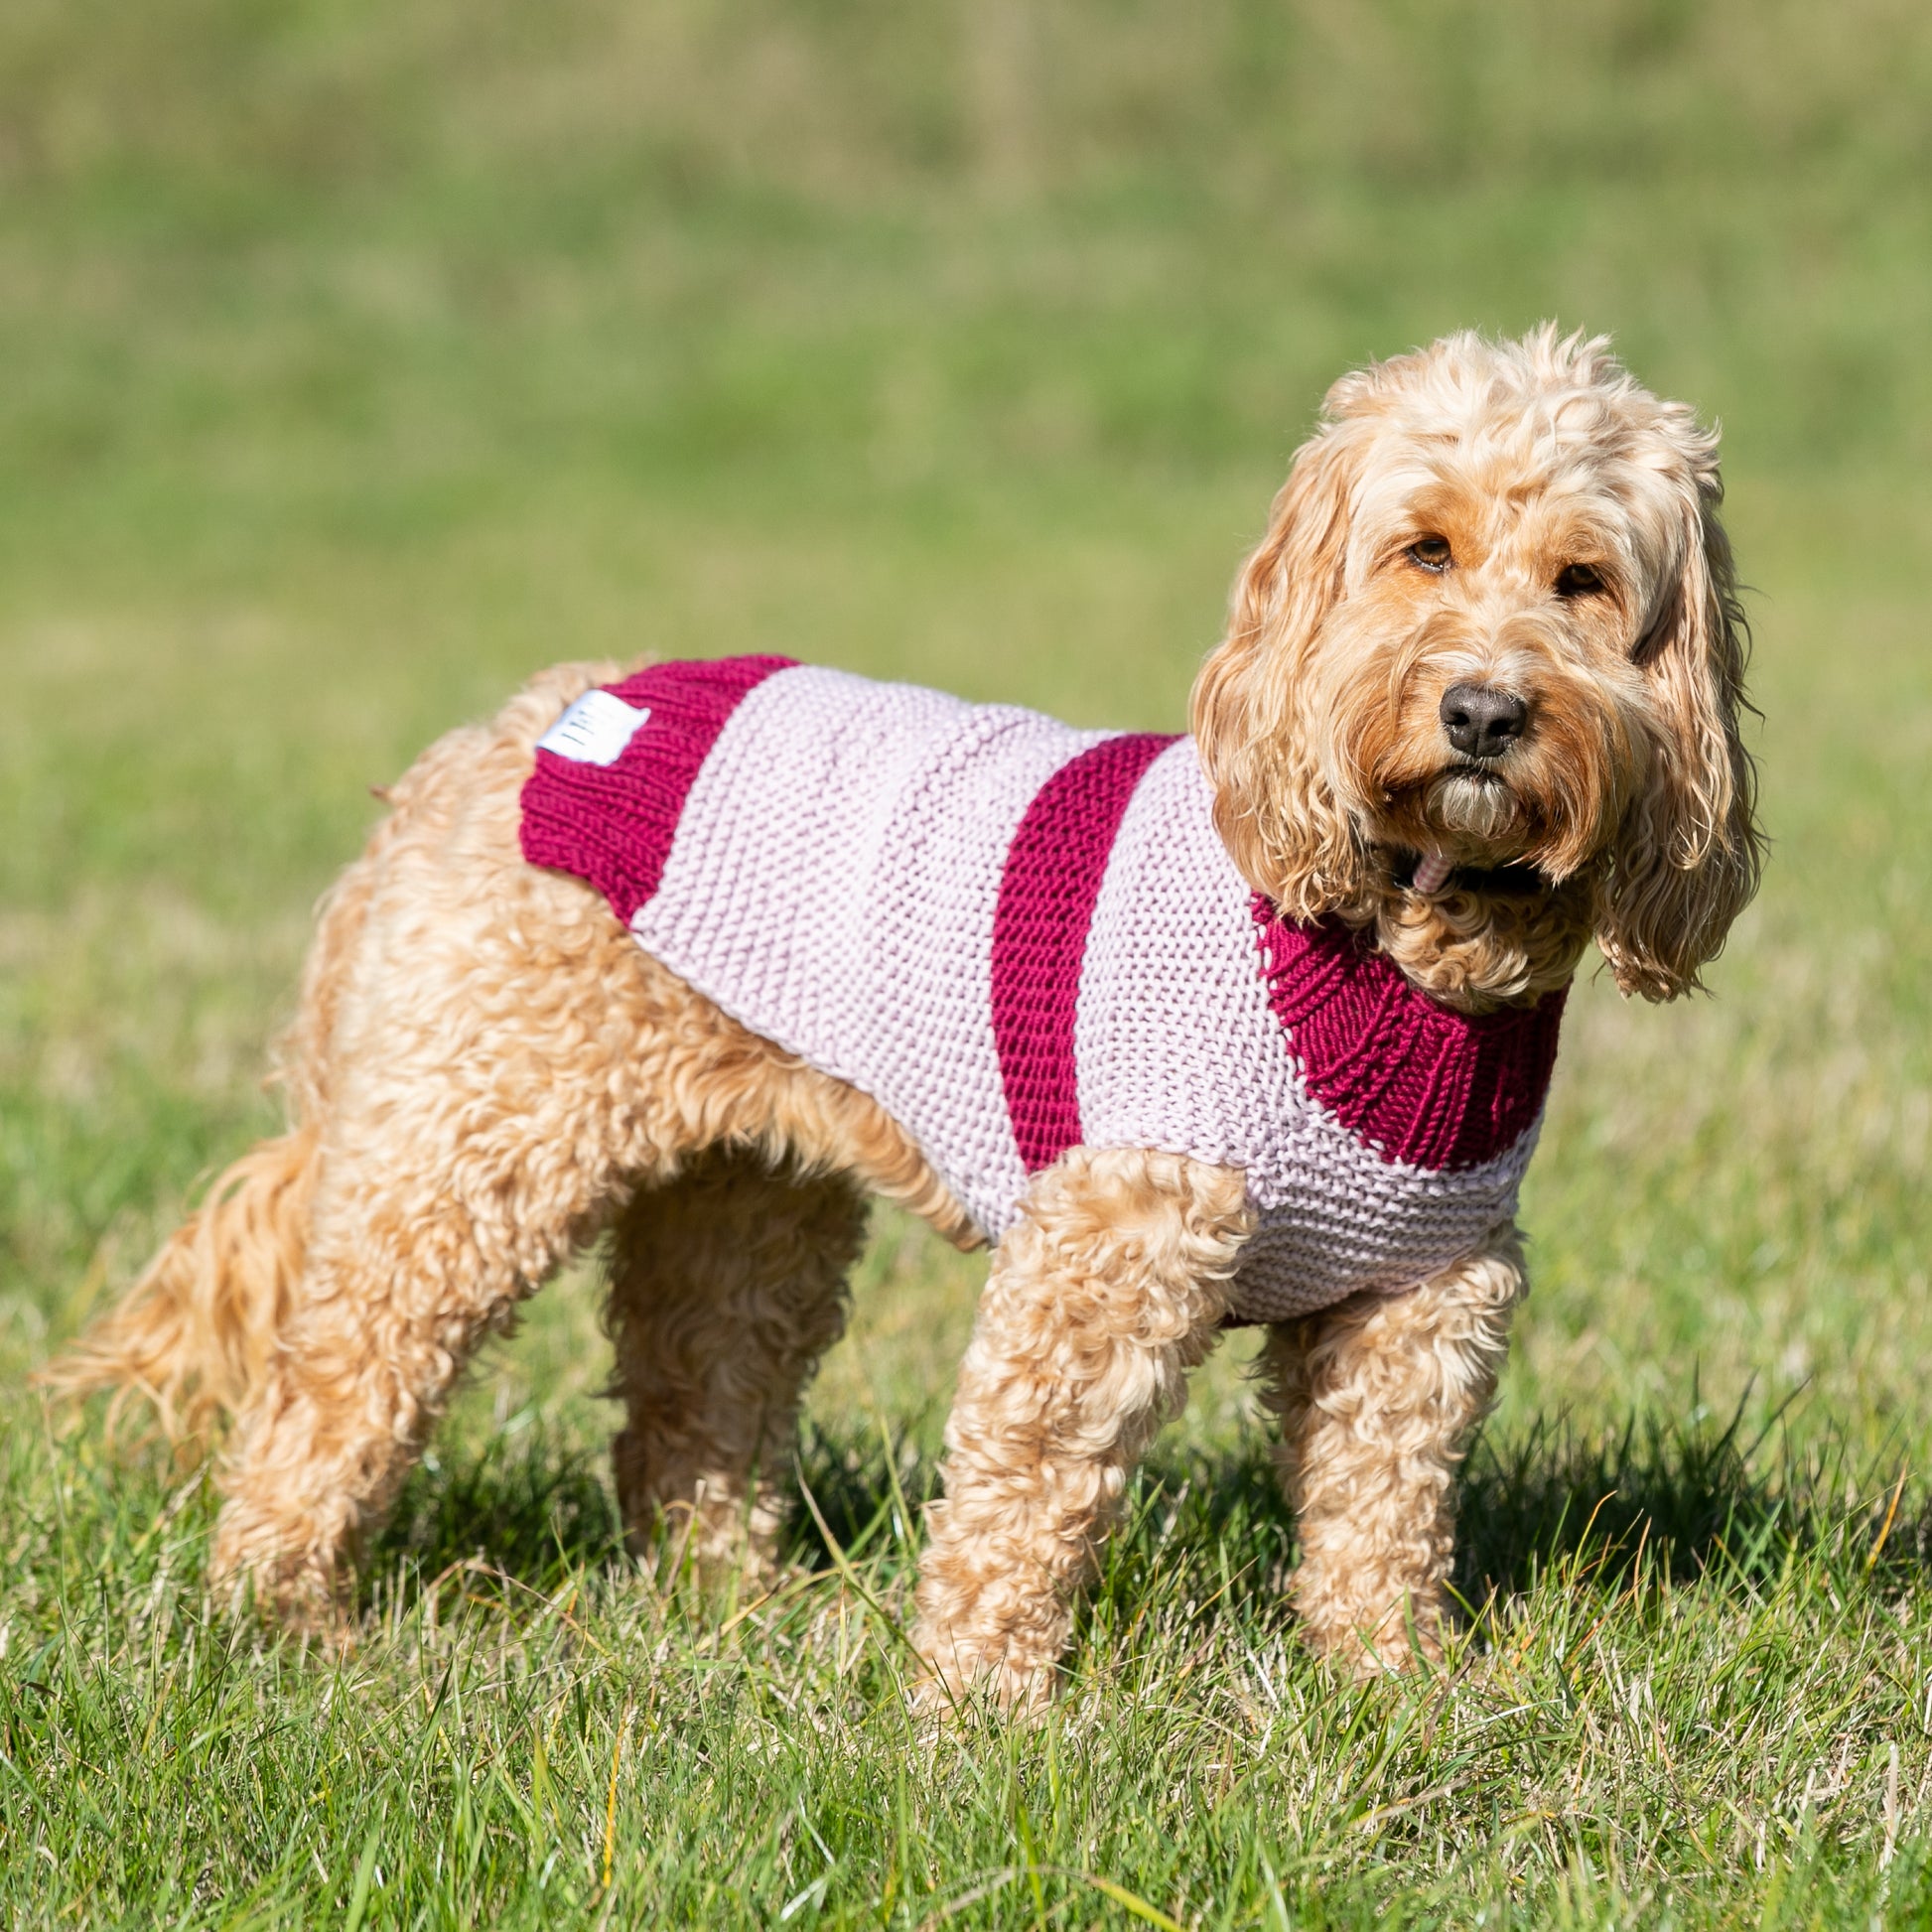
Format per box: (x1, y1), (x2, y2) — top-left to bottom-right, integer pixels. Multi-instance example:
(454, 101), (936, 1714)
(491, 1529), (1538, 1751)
(1191, 415), (1370, 920)
(1595, 486), (1763, 1000)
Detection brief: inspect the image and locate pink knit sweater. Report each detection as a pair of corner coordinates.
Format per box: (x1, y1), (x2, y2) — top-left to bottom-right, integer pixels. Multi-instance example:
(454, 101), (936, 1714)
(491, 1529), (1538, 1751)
(519, 657), (1564, 1321)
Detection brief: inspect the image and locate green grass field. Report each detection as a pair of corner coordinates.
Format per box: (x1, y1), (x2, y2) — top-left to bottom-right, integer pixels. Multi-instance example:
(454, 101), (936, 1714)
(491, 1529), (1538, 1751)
(8, 1), (1932, 1922)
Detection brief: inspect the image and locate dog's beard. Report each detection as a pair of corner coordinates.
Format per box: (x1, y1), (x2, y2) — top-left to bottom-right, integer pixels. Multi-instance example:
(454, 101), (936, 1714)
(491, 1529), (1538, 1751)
(1358, 767), (1540, 880)
(1427, 767), (1523, 846)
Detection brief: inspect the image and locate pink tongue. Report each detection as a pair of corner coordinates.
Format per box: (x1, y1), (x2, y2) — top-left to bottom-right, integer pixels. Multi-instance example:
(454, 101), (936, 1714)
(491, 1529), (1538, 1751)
(1412, 851), (1453, 894)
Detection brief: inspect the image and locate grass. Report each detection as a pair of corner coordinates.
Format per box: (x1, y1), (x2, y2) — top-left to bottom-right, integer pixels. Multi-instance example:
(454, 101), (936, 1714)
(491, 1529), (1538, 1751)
(6, 0), (1932, 1921)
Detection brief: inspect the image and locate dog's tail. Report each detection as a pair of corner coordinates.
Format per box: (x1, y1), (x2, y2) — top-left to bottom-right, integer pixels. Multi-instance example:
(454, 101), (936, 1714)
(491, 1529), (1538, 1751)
(33, 817), (384, 1448)
(34, 1127), (322, 1447)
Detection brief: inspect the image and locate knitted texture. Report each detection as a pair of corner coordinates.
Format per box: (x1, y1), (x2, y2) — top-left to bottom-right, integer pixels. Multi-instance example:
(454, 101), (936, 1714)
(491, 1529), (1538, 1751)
(1254, 904), (1567, 1170)
(518, 654), (796, 922)
(991, 732), (1180, 1170)
(518, 657), (1567, 1320)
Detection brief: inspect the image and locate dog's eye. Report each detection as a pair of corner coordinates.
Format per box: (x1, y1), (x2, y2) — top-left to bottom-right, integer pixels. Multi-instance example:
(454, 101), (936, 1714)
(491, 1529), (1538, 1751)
(1407, 536), (1453, 573)
(1554, 563), (1604, 598)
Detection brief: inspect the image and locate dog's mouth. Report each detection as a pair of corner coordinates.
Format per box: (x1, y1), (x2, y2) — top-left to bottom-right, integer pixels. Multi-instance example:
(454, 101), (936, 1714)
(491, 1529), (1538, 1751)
(1381, 764), (1549, 897)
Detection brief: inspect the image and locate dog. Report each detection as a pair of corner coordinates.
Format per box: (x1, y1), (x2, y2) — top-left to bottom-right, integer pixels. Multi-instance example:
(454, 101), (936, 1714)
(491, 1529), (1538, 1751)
(42, 326), (1760, 1708)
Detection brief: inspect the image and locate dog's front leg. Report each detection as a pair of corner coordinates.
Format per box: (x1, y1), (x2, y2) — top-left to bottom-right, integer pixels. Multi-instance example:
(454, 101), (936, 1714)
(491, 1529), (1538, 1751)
(910, 1148), (1251, 1713)
(1258, 1225), (1526, 1675)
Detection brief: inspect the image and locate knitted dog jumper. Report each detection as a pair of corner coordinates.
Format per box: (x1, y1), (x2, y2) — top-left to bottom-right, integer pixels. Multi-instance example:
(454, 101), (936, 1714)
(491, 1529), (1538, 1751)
(519, 657), (1565, 1321)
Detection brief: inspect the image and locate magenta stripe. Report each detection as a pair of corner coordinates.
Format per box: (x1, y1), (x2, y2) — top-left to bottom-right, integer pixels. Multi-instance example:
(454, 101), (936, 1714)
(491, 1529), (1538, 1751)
(1252, 900), (1566, 1170)
(519, 655), (795, 922)
(992, 733), (1179, 1172)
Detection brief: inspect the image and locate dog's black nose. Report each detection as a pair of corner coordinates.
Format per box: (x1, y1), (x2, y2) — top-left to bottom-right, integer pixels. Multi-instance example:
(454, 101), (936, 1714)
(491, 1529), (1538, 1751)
(1440, 682), (1529, 759)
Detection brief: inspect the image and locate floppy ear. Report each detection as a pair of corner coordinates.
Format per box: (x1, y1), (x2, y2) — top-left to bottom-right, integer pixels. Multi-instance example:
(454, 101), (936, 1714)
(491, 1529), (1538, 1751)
(1595, 489), (1763, 1000)
(1191, 418), (1371, 920)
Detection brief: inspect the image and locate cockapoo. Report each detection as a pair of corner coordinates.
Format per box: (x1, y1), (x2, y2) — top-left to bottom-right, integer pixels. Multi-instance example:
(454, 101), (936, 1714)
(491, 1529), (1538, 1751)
(46, 327), (1760, 1707)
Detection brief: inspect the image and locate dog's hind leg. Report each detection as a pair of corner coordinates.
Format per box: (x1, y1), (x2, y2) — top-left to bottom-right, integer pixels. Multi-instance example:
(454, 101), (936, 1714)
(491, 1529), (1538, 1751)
(205, 1023), (642, 1627)
(1257, 1225), (1526, 1675)
(604, 1149), (869, 1588)
(197, 685), (732, 1625)
(909, 1148), (1251, 1713)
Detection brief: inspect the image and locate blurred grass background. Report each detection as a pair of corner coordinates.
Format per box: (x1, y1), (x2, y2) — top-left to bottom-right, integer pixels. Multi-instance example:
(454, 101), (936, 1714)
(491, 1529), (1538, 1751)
(6, 2), (1932, 1921)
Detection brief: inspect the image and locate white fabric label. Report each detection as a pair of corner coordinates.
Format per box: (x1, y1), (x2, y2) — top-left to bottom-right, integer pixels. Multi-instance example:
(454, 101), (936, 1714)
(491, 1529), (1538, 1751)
(536, 690), (651, 766)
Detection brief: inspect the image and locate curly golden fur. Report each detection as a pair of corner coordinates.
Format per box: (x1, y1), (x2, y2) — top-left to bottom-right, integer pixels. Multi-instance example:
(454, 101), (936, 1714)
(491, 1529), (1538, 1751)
(40, 327), (1760, 1706)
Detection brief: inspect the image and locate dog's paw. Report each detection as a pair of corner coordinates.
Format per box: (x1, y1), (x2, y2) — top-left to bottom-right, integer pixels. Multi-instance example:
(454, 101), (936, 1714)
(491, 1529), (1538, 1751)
(906, 1637), (1059, 1724)
(1302, 1608), (1446, 1682)
(207, 1517), (355, 1646)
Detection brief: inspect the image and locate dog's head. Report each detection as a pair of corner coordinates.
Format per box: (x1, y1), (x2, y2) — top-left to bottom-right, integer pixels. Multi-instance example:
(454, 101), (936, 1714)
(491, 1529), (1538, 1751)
(1193, 326), (1761, 1008)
